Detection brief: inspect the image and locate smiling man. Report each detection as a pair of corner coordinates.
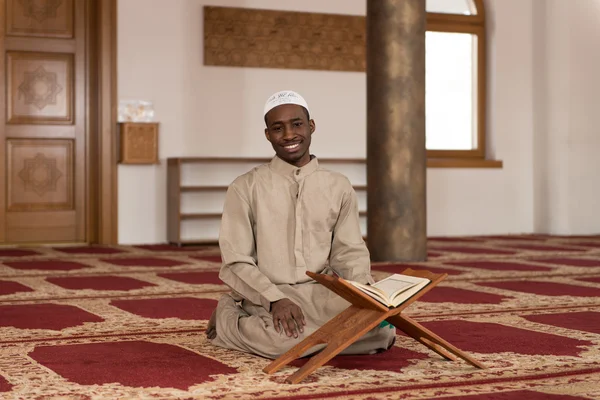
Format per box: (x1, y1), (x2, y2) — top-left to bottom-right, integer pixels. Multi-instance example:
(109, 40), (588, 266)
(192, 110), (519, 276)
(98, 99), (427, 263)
(206, 90), (395, 359)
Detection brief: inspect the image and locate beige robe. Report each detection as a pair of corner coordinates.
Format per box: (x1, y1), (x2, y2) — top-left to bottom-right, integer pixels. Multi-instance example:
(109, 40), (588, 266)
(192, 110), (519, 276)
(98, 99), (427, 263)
(211, 156), (395, 359)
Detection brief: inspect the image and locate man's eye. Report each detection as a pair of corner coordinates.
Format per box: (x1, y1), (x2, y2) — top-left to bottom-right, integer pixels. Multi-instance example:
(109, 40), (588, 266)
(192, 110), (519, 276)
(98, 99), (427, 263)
(294, 122), (302, 127)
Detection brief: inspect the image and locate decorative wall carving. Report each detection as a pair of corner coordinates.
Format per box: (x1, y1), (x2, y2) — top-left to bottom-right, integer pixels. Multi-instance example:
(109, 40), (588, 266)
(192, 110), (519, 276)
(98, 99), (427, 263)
(18, 153), (63, 196)
(203, 6), (366, 72)
(18, 66), (63, 110)
(6, 0), (74, 38)
(7, 52), (73, 124)
(7, 139), (74, 211)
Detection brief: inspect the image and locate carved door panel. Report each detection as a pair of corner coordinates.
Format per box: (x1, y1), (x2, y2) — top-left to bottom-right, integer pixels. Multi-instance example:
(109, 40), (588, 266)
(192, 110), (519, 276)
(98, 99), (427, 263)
(0, 0), (88, 243)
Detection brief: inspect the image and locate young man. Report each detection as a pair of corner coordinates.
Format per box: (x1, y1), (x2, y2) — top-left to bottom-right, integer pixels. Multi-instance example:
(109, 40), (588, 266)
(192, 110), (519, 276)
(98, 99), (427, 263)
(206, 90), (395, 358)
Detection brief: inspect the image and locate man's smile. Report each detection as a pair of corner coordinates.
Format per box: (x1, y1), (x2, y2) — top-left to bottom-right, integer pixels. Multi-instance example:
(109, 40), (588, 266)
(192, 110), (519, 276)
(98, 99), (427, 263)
(282, 142), (301, 152)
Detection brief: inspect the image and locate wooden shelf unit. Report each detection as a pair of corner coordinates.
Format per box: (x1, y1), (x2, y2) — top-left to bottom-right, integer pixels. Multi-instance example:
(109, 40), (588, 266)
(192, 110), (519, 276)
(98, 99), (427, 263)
(167, 157), (369, 246)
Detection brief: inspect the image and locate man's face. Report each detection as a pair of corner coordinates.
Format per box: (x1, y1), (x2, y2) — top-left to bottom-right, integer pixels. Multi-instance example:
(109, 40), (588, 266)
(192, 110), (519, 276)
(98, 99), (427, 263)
(264, 104), (315, 167)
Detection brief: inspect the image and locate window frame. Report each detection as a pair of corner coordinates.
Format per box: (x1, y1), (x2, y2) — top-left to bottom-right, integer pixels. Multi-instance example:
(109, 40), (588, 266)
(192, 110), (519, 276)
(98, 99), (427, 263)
(425, 0), (492, 163)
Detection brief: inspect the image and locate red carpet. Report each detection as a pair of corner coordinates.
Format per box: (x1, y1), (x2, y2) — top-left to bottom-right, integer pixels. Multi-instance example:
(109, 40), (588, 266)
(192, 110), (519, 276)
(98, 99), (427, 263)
(1, 235), (599, 399)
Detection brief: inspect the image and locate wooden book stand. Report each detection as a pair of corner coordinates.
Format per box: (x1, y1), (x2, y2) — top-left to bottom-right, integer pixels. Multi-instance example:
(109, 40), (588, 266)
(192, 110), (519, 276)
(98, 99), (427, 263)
(263, 268), (486, 384)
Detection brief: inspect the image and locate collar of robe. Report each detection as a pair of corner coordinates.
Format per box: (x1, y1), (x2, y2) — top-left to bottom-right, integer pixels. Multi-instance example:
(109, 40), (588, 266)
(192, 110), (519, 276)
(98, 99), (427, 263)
(270, 155), (319, 178)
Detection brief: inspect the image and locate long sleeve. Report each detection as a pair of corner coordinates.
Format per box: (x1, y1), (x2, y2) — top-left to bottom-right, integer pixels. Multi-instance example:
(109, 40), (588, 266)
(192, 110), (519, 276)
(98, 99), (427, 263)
(329, 186), (374, 285)
(218, 183), (287, 311)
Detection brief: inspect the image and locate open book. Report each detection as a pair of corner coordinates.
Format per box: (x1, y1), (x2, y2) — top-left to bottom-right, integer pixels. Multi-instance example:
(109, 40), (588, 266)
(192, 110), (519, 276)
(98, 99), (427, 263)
(346, 273), (431, 308)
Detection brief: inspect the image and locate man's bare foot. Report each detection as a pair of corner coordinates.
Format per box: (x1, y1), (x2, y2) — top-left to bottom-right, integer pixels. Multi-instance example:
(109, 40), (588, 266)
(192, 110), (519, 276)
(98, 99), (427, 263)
(206, 309), (217, 340)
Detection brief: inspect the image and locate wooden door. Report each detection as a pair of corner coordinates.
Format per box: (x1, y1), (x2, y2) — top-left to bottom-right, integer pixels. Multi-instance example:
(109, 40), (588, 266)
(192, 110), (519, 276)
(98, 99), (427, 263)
(0, 0), (90, 243)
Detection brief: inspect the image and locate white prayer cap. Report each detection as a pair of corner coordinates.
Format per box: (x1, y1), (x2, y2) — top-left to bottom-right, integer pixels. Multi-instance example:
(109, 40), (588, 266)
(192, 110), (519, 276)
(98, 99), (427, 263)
(263, 90), (309, 117)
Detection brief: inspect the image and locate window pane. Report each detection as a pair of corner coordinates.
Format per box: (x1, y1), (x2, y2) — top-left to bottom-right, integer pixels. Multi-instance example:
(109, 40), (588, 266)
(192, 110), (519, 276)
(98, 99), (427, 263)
(425, 31), (477, 150)
(426, 0), (477, 15)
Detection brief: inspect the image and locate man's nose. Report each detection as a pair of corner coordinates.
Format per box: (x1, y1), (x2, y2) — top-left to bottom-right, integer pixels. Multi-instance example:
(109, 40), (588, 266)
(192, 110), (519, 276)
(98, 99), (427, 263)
(283, 126), (295, 139)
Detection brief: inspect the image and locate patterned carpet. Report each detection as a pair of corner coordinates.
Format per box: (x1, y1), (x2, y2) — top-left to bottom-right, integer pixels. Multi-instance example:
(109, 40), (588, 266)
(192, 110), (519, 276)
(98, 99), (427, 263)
(1, 235), (600, 399)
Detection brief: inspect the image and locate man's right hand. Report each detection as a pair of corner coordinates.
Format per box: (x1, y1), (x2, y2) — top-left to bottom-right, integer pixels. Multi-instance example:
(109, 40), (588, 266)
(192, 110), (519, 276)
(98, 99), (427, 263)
(270, 298), (306, 338)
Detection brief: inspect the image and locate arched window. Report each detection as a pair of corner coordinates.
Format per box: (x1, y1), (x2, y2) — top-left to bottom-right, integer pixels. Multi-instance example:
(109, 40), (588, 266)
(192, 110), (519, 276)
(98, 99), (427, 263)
(425, 0), (488, 161)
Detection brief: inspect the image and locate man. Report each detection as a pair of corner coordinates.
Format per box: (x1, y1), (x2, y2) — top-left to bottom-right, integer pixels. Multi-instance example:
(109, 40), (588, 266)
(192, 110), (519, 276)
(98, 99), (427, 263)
(206, 90), (395, 359)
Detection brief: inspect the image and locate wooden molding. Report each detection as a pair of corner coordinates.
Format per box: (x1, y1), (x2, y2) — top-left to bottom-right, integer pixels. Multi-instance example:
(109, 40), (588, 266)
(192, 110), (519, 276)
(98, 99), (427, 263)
(6, 0), (75, 38)
(97, 0), (118, 245)
(0, 2), (7, 242)
(427, 158), (502, 169)
(6, 51), (75, 125)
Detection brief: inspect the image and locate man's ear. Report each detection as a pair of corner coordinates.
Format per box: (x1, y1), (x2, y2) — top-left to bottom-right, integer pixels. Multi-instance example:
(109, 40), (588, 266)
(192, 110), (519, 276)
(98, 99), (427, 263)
(264, 128), (271, 142)
(309, 119), (316, 134)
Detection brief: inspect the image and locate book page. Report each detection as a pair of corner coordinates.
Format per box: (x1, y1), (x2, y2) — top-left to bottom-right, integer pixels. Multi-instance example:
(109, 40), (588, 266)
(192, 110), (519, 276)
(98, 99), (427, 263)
(390, 279), (430, 307)
(371, 275), (419, 298)
(347, 281), (390, 304)
(345, 274), (430, 308)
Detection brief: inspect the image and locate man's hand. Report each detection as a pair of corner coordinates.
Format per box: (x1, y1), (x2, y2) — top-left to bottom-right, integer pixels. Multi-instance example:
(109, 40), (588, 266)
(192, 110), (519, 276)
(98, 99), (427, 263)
(271, 298), (306, 338)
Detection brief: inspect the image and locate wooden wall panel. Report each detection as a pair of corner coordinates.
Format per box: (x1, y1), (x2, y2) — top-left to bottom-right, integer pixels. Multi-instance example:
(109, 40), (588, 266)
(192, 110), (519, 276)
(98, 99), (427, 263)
(6, 51), (73, 124)
(6, 0), (74, 38)
(6, 139), (74, 211)
(203, 6), (366, 72)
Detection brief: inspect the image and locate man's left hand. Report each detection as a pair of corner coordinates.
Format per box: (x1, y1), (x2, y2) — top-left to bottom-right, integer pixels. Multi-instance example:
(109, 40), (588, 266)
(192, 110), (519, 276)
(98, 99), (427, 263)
(270, 298), (306, 338)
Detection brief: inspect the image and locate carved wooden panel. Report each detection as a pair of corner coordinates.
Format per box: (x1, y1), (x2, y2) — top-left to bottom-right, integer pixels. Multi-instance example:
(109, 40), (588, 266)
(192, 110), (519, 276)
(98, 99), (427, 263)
(119, 122), (159, 164)
(204, 6), (366, 72)
(6, 0), (74, 38)
(6, 139), (74, 211)
(6, 51), (73, 124)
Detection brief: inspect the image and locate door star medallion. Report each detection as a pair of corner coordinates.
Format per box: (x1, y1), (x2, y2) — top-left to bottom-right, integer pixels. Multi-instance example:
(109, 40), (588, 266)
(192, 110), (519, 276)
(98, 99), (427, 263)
(18, 0), (63, 23)
(18, 66), (63, 110)
(18, 153), (62, 196)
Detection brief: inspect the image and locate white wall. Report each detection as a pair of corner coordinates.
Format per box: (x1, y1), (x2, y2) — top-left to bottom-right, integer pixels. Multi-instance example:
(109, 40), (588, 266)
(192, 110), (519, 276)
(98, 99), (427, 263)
(117, 0), (598, 244)
(532, 0), (600, 235)
(532, 0), (570, 234)
(564, 1), (600, 234)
